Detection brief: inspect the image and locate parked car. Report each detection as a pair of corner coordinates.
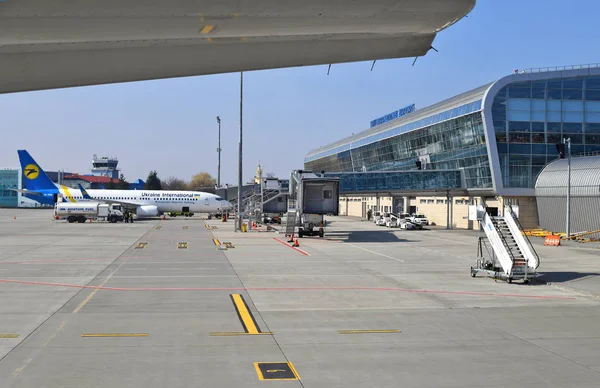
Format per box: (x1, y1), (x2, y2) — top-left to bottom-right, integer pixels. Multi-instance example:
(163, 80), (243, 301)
(409, 213), (429, 225)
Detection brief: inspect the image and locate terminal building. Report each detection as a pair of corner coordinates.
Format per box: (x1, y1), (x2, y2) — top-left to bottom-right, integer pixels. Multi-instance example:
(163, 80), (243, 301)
(0, 169), (19, 208)
(305, 65), (600, 229)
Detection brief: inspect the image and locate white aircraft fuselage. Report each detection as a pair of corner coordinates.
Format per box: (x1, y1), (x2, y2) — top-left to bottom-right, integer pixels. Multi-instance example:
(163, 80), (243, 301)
(57, 187), (232, 216)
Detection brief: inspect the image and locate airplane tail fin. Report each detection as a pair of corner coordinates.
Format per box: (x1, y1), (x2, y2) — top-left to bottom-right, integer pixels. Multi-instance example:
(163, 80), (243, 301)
(77, 183), (93, 200)
(17, 150), (58, 192)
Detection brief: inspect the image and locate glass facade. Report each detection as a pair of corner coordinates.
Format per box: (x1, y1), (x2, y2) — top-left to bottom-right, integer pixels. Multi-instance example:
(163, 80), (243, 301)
(493, 75), (600, 188)
(306, 112), (492, 189)
(324, 171), (462, 193)
(0, 169), (19, 207)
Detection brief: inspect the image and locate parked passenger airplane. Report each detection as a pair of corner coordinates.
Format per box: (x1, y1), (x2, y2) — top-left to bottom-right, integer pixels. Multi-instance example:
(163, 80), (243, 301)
(15, 150), (233, 217)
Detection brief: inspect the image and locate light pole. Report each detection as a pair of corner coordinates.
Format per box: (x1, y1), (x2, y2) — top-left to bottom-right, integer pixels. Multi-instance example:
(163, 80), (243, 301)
(237, 71), (244, 231)
(216, 116), (221, 188)
(566, 137), (571, 238)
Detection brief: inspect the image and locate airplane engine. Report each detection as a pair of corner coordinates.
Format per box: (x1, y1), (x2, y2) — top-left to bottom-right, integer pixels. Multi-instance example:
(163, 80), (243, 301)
(136, 205), (158, 217)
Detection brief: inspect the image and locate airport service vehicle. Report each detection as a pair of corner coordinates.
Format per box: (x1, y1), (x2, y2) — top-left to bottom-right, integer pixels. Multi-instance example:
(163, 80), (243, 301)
(386, 213), (403, 227)
(288, 170), (339, 238)
(376, 213), (389, 226)
(167, 211), (195, 217)
(373, 211), (382, 224)
(409, 213), (429, 225)
(16, 150), (233, 218)
(400, 219), (424, 230)
(54, 202), (124, 223)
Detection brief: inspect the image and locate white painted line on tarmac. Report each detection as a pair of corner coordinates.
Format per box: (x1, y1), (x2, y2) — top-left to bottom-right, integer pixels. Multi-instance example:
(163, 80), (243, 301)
(159, 267), (218, 270)
(110, 275), (238, 278)
(347, 244), (404, 263)
(417, 234), (473, 246)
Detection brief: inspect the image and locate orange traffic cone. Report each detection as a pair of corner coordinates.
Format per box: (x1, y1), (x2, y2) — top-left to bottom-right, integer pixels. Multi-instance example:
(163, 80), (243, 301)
(13, 216), (16, 220)
(293, 239), (299, 247)
(162, 215), (166, 220)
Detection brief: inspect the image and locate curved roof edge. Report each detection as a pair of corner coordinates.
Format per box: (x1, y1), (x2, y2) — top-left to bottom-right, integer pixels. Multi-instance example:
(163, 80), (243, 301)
(535, 155), (600, 196)
(305, 82), (492, 161)
(481, 65), (600, 196)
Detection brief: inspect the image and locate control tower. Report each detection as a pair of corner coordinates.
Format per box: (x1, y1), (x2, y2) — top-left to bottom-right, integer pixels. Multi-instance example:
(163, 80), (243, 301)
(91, 154), (120, 179)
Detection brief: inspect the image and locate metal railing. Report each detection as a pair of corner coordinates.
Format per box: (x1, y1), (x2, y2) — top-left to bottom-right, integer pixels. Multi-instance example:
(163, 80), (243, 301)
(505, 204), (541, 269)
(484, 205), (518, 264)
(521, 63), (600, 74)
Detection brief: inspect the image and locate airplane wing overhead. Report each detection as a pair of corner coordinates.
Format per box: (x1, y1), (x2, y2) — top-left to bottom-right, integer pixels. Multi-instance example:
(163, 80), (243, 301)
(0, 0), (475, 93)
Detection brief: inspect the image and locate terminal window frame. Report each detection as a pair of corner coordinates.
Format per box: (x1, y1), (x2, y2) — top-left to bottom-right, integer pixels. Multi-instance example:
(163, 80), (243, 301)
(323, 190), (333, 199)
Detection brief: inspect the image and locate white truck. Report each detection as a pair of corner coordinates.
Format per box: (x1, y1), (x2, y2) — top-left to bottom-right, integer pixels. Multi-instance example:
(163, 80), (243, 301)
(54, 202), (124, 223)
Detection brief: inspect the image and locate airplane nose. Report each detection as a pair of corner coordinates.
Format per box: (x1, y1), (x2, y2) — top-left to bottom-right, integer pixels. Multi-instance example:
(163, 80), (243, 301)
(225, 201), (233, 210)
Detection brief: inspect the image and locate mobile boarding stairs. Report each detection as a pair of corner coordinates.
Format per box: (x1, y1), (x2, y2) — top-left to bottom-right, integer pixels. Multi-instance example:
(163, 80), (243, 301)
(471, 205), (541, 283)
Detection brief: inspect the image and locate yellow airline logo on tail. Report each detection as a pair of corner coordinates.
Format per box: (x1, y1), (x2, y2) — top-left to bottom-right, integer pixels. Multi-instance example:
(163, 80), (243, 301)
(24, 164), (40, 180)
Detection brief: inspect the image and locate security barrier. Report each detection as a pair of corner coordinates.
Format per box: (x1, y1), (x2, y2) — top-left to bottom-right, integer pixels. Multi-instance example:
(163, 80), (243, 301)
(544, 235), (561, 246)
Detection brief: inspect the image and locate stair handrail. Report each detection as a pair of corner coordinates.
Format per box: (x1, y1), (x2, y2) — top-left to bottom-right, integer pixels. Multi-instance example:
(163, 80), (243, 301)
(484, 205), (518, 264)
(481, 206), (514, 275)
(505, 204), (541, 269)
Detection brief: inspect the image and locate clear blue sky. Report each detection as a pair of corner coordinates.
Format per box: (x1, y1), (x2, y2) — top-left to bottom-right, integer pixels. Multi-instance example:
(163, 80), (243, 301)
(1, 0), (599, 185)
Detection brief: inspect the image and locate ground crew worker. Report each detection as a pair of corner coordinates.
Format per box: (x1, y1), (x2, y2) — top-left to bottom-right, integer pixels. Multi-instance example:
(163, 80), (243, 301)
(124, 211), (129, 223)
(367, 208), (372, 221)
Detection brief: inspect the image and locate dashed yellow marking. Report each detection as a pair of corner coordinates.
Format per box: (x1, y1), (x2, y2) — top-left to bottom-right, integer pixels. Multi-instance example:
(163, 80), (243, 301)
(338, 329), (401, 334)
(134, 242), (147, 250)
(200, 24), (215, 33)
(182, 225), (189, 230)
(213, 238), (221, 246)
(209, 332), (274, 336)
(0, 334), (19, 338)
(81, 333), (149, 337)
(177, 242), (188, 249)
(231, 294), (260, 334)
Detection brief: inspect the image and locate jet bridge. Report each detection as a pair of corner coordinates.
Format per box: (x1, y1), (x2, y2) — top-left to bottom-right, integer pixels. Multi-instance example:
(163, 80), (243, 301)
(287, 170), (340, 238)
(323, 169), (466, 196)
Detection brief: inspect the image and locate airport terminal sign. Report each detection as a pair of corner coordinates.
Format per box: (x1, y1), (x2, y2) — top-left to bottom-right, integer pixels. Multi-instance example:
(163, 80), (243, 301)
(370, 103), (415, 128)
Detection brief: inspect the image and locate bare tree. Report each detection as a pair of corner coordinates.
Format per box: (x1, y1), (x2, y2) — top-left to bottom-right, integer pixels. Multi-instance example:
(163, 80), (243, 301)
(190, 172), (216, 189)
(163, 176), (188, 190)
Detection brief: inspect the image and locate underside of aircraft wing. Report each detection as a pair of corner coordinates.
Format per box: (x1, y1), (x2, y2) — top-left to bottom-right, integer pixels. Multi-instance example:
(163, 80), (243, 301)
(8, 188), (42, 196)
(0, 0), (475, 94)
